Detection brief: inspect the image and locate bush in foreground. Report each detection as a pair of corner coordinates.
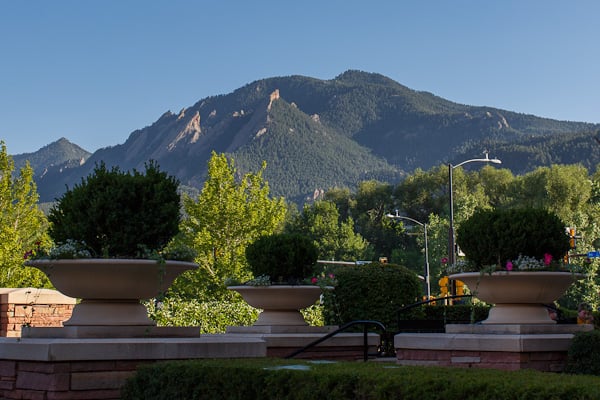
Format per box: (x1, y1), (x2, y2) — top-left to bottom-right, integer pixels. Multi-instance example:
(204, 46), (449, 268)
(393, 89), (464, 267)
(122, 358), (599, 400)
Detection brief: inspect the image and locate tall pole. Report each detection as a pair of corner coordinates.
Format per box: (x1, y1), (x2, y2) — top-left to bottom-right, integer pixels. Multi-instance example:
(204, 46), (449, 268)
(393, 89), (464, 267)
(386, 212), (430, 299)
(423, 222), (430, 300)
(447, 152), (501, 296)
(448, 163), (455, 266)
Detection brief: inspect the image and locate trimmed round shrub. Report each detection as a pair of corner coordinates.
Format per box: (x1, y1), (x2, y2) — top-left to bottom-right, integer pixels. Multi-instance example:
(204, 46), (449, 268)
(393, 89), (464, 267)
(245, 233), (318, 284)
(48, 161), (181, 258)
(456, 207), (570, 270)
(323, 262), (421, 331)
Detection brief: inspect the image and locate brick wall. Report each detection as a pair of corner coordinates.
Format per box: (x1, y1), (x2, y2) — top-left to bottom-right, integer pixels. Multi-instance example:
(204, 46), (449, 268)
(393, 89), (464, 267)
(396, 348), (568, 372)
(0, 288), (75, 337)
(0, 359), (145, 400)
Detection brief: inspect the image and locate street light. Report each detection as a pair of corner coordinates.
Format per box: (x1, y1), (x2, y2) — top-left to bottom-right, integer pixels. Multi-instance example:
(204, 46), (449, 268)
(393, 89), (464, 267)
(448, 151), (501, 267)
(386, 210), (430, 300)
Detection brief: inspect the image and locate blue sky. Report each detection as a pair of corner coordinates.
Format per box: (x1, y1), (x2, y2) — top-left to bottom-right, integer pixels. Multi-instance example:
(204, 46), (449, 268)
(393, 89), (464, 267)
(1, 1), (599, 154)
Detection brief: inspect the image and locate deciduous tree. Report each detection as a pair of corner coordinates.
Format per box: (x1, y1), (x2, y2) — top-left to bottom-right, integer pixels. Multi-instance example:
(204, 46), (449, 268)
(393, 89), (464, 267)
(0, 142), (51, 287)
(174, 152), (287, 299)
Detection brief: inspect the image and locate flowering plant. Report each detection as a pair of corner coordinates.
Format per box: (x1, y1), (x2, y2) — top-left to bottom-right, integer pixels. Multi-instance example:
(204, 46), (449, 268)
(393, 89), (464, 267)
(451, 207), (572, 273)
(446, 253), (583, 274)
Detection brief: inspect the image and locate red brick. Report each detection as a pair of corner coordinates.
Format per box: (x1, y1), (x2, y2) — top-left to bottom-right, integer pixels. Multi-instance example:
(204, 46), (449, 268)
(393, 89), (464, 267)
(70, 361), (118, 372)
(0, 360), (16, 377)
(479, 351), (524, 363)
(19, 362), (71, 374)
(16, 371), (70, 391)
(0, 378), (16, 390)
(3, 388), (47, 400)
(528, 351), (566, 361)
(46, 389), (121, 400)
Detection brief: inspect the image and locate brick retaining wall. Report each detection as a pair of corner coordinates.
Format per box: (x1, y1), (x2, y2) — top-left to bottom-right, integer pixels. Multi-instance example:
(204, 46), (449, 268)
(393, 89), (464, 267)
(0, 289), (75, 337)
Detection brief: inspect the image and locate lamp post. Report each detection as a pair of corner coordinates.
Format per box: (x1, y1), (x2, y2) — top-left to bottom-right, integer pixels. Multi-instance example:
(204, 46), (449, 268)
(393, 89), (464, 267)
(386, 210), (430, 300)
(448, 152), (502, 267)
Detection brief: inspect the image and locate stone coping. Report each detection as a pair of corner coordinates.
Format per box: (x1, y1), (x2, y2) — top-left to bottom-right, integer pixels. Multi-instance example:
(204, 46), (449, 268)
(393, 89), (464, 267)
(0, 335), (266, 361)
(22, 326), (202, 339)
(395, 332), (578, 352)
(226, 325), (337, 334)
(445, 323), (593, 335)
(0, 287), (75, 304)
(231, 332), (380, 347)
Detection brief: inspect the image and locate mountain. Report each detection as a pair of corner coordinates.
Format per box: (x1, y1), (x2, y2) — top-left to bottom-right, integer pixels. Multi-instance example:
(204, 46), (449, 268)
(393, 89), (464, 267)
(12, 71), (600, 203)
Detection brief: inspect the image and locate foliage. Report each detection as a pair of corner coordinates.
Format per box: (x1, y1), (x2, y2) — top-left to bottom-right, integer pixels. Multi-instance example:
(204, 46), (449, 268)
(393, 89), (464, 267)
(146, 297), (259, 333)
(323, 262), (421, 331)
(565, 330), (600, 375)
(245, 233), (318, 284)
(122, 358), (600, 400)
(285, 200), (372, 261)
(456, 208), (570, 270)
(146, 296), (324, 330)
(0, 142), (52, 287)
(48, 161), (180, 258)
(174, 152), (287, 300)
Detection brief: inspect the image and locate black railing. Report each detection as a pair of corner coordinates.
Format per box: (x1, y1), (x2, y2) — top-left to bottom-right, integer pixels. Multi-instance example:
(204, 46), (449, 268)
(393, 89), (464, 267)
(285, 320), (386, 362)
(396, 295), (474, 333)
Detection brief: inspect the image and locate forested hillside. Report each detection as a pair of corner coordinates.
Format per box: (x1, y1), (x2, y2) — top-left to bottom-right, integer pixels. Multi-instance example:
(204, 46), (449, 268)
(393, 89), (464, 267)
(12, 70), (600, 203)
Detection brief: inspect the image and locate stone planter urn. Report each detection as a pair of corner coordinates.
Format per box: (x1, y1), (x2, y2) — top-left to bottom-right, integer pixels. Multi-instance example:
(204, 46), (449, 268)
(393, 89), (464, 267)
(26, 259), (197, 326)
(449, 271), (585, 324)
(228, 285), (327, 326)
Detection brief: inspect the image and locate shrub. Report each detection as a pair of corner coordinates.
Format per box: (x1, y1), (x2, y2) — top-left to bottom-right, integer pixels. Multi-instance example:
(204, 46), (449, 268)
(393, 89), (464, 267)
(48, 161), (180, 258)
(323, 262), (421, 331)
(122, 359), (600, 400)
(565, 330), (600, 375)
(245, 233), (318, 284)
(146, 297), (259, 333)
(456, 207), (570, 270)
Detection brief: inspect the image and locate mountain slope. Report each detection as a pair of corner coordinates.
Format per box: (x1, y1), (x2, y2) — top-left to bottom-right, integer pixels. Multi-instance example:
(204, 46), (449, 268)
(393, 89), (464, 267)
(12, 70), (600, 203)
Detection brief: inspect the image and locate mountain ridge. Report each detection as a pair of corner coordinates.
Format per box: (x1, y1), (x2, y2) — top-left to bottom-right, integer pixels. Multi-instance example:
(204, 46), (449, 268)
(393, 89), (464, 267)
(10, 70), (600, 203)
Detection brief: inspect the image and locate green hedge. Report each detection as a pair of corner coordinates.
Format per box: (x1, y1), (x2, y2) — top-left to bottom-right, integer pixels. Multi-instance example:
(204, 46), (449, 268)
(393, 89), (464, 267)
(121, 358), (600, 400)
(323, 262), (421, 331)
(565, 330), (600, 375)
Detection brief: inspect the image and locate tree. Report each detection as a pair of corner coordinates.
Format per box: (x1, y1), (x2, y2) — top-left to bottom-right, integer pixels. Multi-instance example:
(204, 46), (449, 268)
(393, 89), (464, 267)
(286, 200), (372, 261)
(0, 142), (51, 287)
(174, 152), (287, 300)
(352, 180), (395, 258)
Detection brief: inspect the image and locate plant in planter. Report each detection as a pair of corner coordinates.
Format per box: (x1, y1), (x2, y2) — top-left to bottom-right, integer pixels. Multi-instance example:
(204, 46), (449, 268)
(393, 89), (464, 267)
(449, 207), (584, 324)
(227, 233), (330, 326)
(25, 161), (198, 328)
(245, 233), (319, 285)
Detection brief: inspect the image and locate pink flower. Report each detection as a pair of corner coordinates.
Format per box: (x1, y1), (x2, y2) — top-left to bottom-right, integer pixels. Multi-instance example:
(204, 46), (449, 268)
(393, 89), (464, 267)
(506, 261), (513, 271)
(441, 257), (448, 264)
(311, 277), (318, 284)
(328, 274), (335, 279)
(543, 253), (553, 266)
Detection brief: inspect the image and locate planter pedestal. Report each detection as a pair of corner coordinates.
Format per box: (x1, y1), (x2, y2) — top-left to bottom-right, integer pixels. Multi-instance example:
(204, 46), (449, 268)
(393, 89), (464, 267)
(26, 259), (197, 329)
(449, 271), (584, 324)
(227, 285), (327, 326)
(395, 323), (592, 371)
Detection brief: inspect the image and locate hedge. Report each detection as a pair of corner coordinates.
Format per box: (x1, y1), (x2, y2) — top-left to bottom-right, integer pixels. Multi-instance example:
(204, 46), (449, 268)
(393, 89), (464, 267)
(121, 358), (600, 400)
(323, 262), (421, 331)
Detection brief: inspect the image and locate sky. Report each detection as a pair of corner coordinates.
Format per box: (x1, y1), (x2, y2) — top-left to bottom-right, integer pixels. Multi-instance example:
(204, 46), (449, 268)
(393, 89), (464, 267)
(1, 1), (599, 155)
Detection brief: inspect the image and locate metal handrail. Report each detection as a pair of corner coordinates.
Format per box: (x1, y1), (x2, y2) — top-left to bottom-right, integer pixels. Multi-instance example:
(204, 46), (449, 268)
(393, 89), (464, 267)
(396, 295), (474, 331)
(285, 320), (386, 362)
(397, 294), (473, 315)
